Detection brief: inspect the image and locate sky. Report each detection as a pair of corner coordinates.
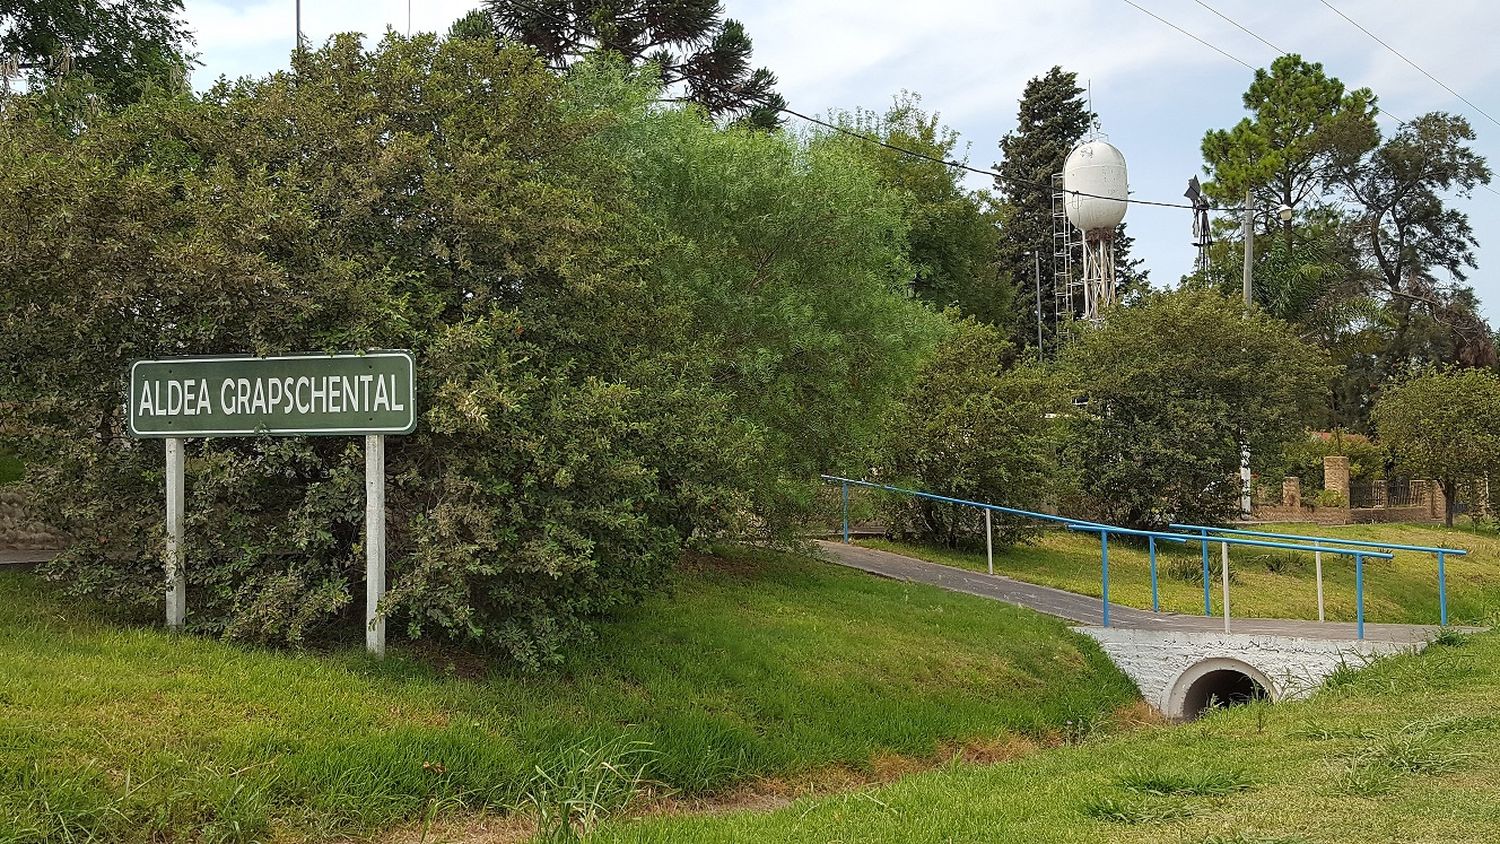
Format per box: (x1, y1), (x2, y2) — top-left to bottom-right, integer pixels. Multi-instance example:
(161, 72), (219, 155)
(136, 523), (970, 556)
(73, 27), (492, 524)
(182, 1), (1500, 319)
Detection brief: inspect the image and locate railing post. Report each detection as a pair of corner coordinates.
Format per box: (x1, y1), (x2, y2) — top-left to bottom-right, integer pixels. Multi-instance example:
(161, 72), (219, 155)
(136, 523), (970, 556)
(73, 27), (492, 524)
(1200, 528), (1212, 616)
(1100, 530), (1111, 628)
(1148, 536), (1159, 613)
(1437, 550), (1448, 627)
(841, 482), (850, 544)
(984, 508), (994, 576)
(1314, 540), (1325, 623)
(1354, 552), (1365, 640)
(1221, 541), (1231, 634)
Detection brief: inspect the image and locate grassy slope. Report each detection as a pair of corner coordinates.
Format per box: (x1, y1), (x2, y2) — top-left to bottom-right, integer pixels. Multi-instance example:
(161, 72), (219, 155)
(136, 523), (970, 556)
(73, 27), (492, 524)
(0, 548), (1135, 843)
(864, 521), (1500, 626)
(598, 631), (1500, 843)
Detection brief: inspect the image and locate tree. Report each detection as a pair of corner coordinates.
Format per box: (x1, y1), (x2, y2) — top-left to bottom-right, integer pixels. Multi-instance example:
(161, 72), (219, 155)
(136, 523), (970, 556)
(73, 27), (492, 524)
(0, 37), (935, 666)
(830, 93), (1011, 329)
(1187, 226), (1373, 338)
(1201, 53), (1379, 247)
(1199, 59), (1495, 432)
(447, 9), (498, 41)
(994, 67), (1092, 348)
(1372, 369), (1500, 526)
(478, 0), (783, 128)
(1339, 112), (1495, 376)
(1113, 224), (1150, 303)
(0, 0), (193, 105)
(1060, 290), (1334, 529)
(994, 67), (1146, 349)
(879, 319), (1060, 547)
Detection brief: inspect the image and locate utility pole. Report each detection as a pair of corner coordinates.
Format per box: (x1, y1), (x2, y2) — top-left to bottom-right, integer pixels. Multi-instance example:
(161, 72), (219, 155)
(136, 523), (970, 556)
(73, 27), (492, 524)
(1241, 189), (1254, 308)
(1034, 251), (1044, 354)
(295, 0), (303, 55)
(1239, 189), (1254, 518)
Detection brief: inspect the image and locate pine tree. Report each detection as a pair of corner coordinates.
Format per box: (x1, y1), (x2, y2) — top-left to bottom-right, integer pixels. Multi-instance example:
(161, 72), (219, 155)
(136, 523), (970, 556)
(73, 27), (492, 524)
(478, 0), (784, 128)
(1114, 223), (1150, 303)
(995, 68), (1150, 349)
(995, 67), (1093, 351)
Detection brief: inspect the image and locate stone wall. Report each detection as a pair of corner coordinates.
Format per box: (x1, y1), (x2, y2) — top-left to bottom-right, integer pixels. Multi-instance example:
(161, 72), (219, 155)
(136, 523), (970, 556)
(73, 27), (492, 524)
(1080, 627), (1421, 718)
(0, 490), (65, 550)
(1352, 505), (1439, 523)
(1252, 469), (1447, 525)
(1252, 503), (1355, 525)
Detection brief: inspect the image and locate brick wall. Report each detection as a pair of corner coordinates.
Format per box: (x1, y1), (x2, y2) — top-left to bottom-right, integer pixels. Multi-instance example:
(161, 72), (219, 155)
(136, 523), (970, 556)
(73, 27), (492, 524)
(1252, 503), (1354, 525)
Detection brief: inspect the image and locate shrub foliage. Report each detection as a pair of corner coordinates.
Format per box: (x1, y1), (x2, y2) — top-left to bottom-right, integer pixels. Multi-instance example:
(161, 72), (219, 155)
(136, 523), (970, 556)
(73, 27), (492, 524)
(1372, 367), (1500, 526)
(0, 36), (935, 665)
(1060, 291), (1334, 529)
(879, 320), (1060, 547)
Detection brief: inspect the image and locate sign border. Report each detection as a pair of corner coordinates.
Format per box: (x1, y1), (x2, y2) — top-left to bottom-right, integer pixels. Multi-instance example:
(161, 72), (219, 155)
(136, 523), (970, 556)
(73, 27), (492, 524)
(127, 350), (417, 438)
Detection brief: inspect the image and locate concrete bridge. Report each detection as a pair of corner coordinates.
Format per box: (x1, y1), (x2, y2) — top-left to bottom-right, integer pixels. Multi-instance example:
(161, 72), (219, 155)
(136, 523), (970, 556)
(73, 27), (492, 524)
(817, 540), (1447, 720)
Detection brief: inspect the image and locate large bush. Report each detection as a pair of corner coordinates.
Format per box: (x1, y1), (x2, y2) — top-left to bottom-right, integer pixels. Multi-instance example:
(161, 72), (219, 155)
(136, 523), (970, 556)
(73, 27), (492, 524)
(0, 35), (935, 665)
(1373, 368), (1500, 526)
(1272, 430), (1386, 493)
(879, 319), (1060, 547)
(1060, 290), (1335, 529)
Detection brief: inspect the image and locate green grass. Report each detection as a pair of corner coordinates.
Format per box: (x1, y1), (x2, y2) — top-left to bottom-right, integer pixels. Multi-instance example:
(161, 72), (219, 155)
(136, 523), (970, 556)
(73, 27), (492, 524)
(0, 547), (1136, 843)
(862, 521), (1500, 626)
(594, 631), (1500, 843)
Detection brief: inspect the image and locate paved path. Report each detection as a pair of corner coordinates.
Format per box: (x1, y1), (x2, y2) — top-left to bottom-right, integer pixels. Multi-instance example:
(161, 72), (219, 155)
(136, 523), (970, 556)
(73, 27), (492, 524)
(817, 540), (1452, 644)
(0, 550), (55, 565)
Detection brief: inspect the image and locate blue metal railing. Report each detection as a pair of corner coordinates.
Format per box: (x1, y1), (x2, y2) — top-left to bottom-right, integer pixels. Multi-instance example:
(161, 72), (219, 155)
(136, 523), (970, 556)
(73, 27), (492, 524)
(1170, 522), (1466, 626)
(824, 475), (1102, 529)
(823, 475), (1127, 576)
(1065, 523), (1392, 637)
(823, 476), (1411, 640)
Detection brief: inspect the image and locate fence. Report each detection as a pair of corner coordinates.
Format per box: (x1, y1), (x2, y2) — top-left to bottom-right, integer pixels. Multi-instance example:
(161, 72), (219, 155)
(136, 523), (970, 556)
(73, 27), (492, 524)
(820, 475), (1451, 639)
(1349, 479), (1418, 509)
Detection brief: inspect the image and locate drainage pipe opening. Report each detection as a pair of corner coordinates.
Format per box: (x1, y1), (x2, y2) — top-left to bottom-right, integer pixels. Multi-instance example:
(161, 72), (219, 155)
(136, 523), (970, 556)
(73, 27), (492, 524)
(1166, 658), (1276, 721)
(1180, 669), (1268, 719)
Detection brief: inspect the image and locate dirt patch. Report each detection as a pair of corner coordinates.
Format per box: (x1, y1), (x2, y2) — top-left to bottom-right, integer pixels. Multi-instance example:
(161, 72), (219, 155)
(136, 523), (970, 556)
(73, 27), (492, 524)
(382, 702), (1160, 842)
(377, 811), (535, 844)
(396, 638), (500, 682)
(1110, 699), (1170, 730)
(639, 731), (1046, 820)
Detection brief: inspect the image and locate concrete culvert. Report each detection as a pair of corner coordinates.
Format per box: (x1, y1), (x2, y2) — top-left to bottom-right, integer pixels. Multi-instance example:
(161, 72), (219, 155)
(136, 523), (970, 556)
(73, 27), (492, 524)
(1167, 657), (1275, 721)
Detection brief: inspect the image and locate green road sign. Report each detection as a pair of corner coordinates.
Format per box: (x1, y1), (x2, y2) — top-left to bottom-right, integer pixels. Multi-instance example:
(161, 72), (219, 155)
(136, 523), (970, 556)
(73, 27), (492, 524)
(127, 351), (416, 438)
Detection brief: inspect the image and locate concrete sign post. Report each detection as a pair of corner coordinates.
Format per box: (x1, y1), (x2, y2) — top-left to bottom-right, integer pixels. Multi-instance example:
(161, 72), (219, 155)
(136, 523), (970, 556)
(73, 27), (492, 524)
(128, 351), (415, 655)
(166, 437), (186, 628)
(365, 434), (386, 657)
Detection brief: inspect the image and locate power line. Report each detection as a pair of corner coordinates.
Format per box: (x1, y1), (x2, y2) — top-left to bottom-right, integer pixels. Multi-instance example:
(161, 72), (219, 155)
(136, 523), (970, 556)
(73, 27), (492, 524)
(1192, 0), (1285, 55)
(777, 106), (1219, 210)
(1120, 0), (1254, 70)
(1137, 0), (1416, 133)
(1313, 1), (1499, 198)
(1120, 1), (1497, 206)
(504, 0), (1228, 211)
(1318, 0), (1500, 131)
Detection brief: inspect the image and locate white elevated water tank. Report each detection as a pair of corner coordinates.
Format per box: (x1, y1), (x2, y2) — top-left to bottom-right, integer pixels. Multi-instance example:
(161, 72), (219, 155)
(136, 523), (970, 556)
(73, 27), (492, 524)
(1063, 139), (1128, 239)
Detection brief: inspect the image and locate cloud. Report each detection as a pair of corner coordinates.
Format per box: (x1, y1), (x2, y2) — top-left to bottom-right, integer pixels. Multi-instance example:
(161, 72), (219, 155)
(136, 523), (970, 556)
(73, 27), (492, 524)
(184, 0), (476, 86)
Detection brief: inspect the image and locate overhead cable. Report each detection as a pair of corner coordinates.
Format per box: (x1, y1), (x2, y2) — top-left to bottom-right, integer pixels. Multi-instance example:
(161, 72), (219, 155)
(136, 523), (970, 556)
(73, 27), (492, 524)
(1192, 0), (1286, 55)
(505, 0), (1239, 211)
(1120, 0), (1254, 69)
(1319, 0), (1500, 131)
